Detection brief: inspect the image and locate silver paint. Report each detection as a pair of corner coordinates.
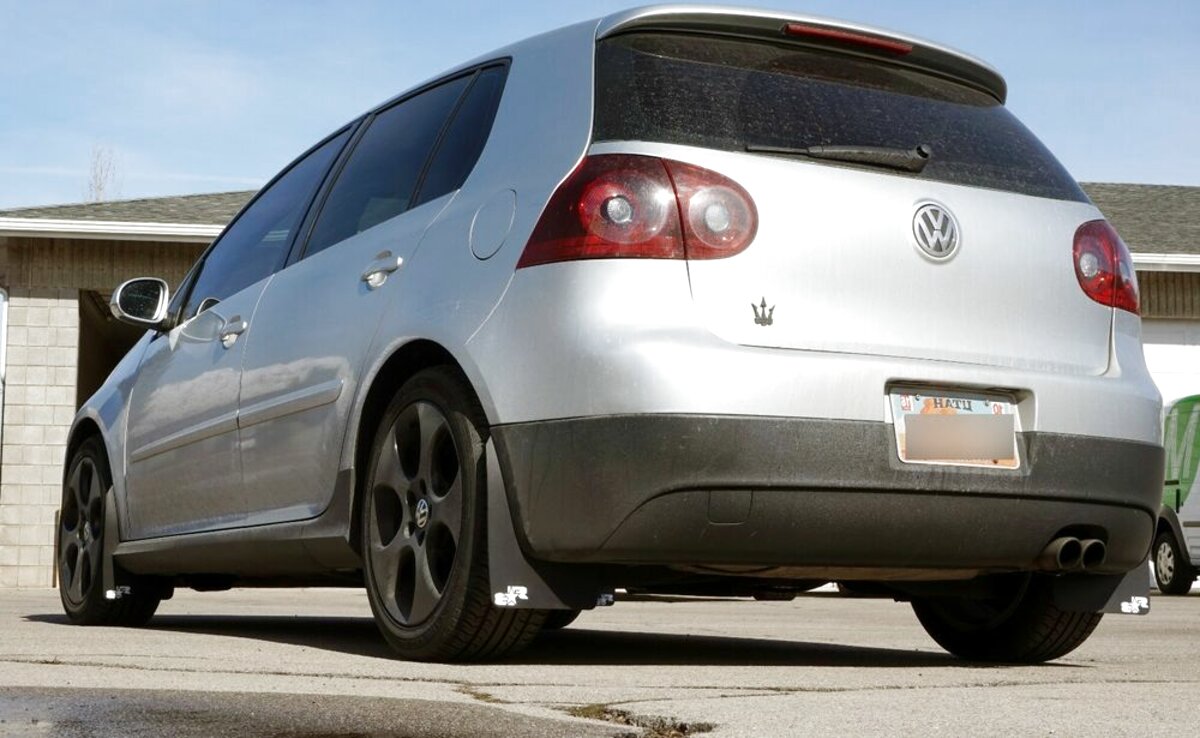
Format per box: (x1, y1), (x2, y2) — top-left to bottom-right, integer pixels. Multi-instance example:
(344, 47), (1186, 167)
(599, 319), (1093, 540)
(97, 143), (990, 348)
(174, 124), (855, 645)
(68, 6), (1160, 572)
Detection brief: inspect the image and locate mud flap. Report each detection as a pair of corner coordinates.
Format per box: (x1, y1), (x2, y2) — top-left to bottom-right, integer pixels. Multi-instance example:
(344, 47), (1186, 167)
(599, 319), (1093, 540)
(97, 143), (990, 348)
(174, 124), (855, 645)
(100, 491), (173, 601)
(100, 492), (127, 600)
(1052, 564), (1151, 615)
(485, 439), (612, 610)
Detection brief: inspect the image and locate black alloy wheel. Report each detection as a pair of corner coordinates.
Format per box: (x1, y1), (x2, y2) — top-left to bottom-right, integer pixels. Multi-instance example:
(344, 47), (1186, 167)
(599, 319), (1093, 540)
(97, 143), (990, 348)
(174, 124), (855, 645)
(367, 400), (465, 627)
(60, 451), (105, 608)
(361, 367), (545, 661)
(58, 436), (161, 626)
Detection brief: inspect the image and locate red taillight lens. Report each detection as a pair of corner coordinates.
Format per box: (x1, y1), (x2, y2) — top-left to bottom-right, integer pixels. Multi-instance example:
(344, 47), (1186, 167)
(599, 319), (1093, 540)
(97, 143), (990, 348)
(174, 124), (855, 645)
(782, 22), (913, 56)
(517, 154), (757, 269)
(1073, 219), (1139, 314)
(666, 159), (758, 259)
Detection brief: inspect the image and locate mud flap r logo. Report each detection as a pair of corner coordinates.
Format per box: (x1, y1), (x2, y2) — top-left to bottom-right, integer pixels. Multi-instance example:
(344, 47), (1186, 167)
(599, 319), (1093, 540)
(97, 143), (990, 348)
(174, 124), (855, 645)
(493, 585), (529, 607)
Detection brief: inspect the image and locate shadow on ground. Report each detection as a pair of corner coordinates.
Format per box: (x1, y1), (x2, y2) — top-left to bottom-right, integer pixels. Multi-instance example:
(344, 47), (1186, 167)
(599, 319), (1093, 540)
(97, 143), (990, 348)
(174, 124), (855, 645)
(25, 612), (983, 668)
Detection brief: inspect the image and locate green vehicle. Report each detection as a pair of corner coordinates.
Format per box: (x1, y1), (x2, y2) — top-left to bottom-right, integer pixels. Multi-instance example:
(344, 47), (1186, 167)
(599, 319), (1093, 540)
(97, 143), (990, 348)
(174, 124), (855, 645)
(1157, 395), (1200, 594)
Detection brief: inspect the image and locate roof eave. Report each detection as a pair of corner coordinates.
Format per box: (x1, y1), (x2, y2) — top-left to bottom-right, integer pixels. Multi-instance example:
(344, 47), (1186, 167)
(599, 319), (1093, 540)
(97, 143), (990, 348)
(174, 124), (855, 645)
(1132, 253), (1200, 273)
(0, 217), (221, 244)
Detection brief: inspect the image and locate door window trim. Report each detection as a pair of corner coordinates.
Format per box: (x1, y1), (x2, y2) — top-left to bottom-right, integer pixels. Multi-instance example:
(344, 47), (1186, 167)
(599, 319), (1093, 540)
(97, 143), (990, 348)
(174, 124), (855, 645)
(291, 58), (511, 265)
(173, 122), (359, 324)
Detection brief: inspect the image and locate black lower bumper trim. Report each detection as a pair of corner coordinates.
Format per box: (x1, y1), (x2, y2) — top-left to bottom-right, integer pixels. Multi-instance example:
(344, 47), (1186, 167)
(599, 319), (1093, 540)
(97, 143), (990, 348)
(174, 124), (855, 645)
(492, 415), (1162, 574)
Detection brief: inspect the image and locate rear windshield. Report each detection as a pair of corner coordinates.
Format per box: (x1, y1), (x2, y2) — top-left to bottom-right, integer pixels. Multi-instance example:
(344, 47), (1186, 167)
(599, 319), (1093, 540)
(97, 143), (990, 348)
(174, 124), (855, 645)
(594, 33), (1086, 202)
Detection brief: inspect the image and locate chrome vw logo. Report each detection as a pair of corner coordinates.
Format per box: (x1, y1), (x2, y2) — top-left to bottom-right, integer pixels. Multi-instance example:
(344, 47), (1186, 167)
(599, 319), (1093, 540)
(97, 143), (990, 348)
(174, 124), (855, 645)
(415, 498), (430, 529)
(912, 203), (960, 260)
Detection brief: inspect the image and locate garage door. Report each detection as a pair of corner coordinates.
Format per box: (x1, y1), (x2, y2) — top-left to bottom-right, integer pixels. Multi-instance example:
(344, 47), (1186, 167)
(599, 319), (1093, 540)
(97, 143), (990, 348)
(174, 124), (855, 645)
(1142, 318), (1200, 406)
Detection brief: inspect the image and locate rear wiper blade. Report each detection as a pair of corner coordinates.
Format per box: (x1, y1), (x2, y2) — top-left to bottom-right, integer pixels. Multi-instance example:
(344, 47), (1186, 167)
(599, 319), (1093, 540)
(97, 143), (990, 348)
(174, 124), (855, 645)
(745, 143), (932, 173)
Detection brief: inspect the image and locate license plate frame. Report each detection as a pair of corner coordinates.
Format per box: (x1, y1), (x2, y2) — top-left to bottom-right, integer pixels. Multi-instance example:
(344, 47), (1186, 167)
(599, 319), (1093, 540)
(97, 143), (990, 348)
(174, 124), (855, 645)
(888, 388), (1021, 469)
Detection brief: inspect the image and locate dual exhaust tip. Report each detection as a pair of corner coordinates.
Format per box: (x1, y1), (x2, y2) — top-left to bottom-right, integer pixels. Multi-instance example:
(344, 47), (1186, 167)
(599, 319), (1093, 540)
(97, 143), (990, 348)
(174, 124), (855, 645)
(1037, 536), (1107, 572)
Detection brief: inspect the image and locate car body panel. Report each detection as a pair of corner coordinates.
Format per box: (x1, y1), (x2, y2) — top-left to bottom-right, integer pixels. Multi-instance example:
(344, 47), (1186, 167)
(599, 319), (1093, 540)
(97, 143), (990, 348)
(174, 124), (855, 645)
(66, 6), (1160, 591)
(588, 140), (1112, 375)
(123, 281), (270, 538)
(237, 193), (457, 526)
(471, 257), (1159, 445)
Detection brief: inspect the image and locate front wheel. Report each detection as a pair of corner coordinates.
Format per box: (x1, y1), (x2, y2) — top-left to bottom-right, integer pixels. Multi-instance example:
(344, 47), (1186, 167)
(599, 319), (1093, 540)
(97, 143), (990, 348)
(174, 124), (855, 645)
(912, 575), (1102, 663)
(1154, 530), (1195, 595)
(59, 437), (161, 626)
(361, 367), (545, 661)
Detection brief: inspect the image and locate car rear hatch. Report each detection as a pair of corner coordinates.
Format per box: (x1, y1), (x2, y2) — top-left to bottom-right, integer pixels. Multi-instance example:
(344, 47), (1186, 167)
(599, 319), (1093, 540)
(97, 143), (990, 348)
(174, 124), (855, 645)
(592, 14), (1112, 375)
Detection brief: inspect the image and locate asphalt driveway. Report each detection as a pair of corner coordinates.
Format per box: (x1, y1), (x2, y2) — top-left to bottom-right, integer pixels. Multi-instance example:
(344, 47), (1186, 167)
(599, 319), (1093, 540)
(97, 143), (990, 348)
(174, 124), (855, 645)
(1, 587), (1196, 736)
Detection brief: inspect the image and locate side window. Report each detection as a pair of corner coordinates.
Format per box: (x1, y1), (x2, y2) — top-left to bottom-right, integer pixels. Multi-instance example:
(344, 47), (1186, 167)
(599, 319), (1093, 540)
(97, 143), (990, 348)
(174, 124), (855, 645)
(412, 65), (508, 208)
(183, 129), (350, 318)
(303, 75), (471, 258)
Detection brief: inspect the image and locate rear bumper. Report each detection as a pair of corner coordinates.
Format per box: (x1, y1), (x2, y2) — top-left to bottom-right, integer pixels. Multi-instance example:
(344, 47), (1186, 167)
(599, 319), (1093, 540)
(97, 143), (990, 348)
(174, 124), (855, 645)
(492, 415), (1163, 576)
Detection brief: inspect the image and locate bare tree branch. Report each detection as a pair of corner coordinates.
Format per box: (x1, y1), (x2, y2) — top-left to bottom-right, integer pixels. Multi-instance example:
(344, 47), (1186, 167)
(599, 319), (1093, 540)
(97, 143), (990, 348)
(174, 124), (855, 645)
(86, 145), (119, 202)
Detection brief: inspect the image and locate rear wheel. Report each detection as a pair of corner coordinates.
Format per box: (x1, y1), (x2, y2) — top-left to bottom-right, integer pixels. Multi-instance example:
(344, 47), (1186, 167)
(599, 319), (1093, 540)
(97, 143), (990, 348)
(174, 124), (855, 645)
(58, 437), (160, 626)
(1154, 530), (1195, 595)
(912, 575), (1102, 663)
(361, 367), (545, 661)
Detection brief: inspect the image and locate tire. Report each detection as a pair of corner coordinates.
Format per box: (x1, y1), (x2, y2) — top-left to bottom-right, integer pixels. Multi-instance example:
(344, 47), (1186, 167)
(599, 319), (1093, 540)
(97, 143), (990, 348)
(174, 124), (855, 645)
(1154, 530), (1195, 595)
(912, 574), (1102, 663)
(361, 366), (546, 661)
(541, 609), (581, 631)
(58, 437), (161, 626)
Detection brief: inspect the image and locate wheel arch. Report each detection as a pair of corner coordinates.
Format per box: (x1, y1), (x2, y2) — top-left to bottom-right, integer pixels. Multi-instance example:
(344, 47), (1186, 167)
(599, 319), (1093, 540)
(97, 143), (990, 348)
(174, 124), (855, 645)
(65, 416), (106, 472)
(343, 338), (489, 554)
(1158, 505), (1192, 567)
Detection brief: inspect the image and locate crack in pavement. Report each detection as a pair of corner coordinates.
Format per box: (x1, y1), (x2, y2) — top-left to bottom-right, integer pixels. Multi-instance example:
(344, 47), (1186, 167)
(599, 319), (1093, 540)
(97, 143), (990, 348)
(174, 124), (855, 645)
(8, 656), (1195, 699)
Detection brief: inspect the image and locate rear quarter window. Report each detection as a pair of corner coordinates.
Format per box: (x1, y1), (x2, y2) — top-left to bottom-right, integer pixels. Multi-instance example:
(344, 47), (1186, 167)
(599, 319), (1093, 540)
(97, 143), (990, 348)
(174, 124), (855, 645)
(413, 65), (508, 207)
(303, 75), (472, 257)
(594, 33), (1086, 202)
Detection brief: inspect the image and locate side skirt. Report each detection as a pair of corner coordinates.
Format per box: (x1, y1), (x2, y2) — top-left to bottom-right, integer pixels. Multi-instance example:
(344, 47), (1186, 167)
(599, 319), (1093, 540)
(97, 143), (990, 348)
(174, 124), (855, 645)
(110, 470), (360, 579)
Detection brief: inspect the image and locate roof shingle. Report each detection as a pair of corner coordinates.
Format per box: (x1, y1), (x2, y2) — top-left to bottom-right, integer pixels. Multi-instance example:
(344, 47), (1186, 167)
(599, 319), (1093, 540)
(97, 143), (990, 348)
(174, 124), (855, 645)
(0, 191), (255, 225)
(1081, 183), (1199, 255)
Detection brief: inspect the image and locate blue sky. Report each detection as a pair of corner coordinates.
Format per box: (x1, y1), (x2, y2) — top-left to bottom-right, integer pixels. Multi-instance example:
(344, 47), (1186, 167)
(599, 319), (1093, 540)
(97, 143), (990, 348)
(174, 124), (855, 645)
(0, 1), (1196, 209)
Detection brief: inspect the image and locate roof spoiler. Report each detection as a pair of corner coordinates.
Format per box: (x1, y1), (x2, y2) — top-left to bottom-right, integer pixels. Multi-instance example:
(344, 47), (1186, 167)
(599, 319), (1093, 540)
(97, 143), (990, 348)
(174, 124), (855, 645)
(596, 5), (1007, 104)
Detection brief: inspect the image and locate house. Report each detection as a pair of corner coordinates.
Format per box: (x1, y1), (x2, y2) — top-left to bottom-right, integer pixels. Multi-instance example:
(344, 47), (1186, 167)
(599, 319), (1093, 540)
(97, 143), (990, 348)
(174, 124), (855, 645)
(0, 183), (1196, 587)
(0, 192), (248, 586)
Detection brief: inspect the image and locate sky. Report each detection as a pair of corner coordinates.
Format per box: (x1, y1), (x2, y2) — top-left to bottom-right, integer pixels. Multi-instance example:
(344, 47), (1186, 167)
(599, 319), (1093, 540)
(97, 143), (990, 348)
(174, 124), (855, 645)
(0, 0), (1196, 210)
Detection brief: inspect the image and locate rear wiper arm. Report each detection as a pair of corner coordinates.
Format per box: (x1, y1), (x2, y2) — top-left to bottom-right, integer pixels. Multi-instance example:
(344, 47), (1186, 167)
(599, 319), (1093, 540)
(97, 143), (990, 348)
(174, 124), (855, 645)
(745, 143), (932, 173)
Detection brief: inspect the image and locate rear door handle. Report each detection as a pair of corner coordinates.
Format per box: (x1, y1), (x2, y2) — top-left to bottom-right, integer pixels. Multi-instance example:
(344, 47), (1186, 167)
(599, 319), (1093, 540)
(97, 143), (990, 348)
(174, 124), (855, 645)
(362, 252), (404, 289)
(219, 317), (248, 349)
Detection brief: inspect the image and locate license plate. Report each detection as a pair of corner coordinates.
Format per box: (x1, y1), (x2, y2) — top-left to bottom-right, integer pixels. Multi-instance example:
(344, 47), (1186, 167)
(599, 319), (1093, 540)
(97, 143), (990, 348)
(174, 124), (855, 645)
(889, 389), (1020, 469)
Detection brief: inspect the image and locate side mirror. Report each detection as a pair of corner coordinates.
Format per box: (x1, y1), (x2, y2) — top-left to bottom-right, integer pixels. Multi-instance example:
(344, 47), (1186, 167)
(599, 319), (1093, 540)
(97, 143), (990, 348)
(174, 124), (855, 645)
(110, 277), (170, 329)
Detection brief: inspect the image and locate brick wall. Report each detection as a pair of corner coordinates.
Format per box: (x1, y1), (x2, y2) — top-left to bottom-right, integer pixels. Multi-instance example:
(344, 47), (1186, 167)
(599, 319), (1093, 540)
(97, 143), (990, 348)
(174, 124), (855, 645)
(0, 236), (202, 588)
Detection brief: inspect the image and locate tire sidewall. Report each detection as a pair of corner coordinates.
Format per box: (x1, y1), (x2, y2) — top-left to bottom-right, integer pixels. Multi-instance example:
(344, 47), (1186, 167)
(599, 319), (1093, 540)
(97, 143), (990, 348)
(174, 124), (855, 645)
(912, 574), (1102, 663)
(361, 367), (486, 656)
(1155, 531), (1193, 594)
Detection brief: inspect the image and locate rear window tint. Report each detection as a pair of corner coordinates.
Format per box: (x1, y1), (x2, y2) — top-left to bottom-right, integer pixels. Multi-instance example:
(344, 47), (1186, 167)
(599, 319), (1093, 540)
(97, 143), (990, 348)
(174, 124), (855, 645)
(595, 33), (1085, 202)
(414, 65), (508, 208)
(303, 75), (471, 257)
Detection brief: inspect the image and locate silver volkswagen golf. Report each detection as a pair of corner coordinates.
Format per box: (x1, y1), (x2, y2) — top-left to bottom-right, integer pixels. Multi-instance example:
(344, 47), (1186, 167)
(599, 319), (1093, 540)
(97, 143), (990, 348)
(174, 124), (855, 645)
(60, 5), (1163, 663)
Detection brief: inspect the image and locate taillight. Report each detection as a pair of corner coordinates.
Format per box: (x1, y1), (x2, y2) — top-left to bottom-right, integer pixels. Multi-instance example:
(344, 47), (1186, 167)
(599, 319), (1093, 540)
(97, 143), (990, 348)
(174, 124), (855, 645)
(517, 154), (757, 268)
(782, 23), (913, 56)
(1073, 219), (1139, 314)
